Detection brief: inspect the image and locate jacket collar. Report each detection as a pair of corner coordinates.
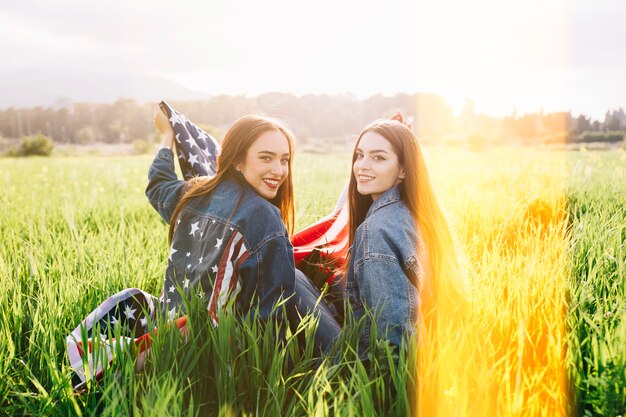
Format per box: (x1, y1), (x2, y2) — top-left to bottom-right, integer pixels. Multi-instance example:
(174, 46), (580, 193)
(365, 184), (402, 218)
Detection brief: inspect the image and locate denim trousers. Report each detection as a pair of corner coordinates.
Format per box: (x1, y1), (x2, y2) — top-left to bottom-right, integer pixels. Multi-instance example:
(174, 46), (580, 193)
(292, 269), (342, 356)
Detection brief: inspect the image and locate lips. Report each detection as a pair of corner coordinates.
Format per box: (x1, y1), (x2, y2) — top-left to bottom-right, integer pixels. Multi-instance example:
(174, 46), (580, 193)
(263, 178), (281, 189)
(357, 174), (375, 182)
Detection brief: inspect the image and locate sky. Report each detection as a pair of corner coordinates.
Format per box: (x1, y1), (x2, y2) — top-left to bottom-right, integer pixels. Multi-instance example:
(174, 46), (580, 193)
(1, 0), (625, 119)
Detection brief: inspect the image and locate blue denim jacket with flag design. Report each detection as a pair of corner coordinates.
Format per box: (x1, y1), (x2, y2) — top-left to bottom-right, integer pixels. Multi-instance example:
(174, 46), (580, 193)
(145, 148), (296, 322)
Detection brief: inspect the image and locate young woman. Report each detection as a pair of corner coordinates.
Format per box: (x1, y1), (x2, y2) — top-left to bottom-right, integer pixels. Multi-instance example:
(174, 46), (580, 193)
(67, 106), (340, 389)
(148, 106), (298, 323)
(344, 118), (464, 352)
(149, 105), (340, 349)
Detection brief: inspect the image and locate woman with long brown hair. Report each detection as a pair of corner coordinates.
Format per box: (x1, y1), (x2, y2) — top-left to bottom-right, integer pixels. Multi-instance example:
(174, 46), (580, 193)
(343, 117), (465, 352)
(147, 105), (298, 323)
(66, 106), (341, 390)
(148, 105), (340, 350)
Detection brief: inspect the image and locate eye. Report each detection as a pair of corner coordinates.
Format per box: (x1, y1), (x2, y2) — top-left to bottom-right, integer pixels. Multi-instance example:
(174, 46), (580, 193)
(281, 158), (290, 164)
(373, 155), (385, 161)
(260, 156), (271, 162)
(355, 153), (364, 159)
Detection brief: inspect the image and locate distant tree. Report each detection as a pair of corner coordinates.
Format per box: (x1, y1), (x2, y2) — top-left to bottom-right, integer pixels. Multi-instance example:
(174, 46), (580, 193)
(604, 108), (625, 131)
(513, 114), (540, 143)
(74, 126), (97, 144)
(9, 134), (55, 156)
(0, 96), (623, 148)
(576, 114), (592, 133)
(592, 120), (601, 131)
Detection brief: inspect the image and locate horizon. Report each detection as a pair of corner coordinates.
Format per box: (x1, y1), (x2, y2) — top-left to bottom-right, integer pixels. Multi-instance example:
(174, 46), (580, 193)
(1, 90), (622, 123)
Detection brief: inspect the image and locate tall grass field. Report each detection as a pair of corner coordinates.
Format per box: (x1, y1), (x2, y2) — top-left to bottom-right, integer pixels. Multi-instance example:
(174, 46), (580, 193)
(1, 148), (624, 416)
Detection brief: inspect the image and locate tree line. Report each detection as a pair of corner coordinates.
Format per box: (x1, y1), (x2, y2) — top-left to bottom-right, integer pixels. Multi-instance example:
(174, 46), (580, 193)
(0, 93), (624, 146)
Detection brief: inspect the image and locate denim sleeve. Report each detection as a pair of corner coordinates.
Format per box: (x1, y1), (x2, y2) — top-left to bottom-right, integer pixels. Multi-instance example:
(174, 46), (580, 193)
(240, 233), (296, 321)
(145, 148), (187, 224)
(358, 255), (419, 348)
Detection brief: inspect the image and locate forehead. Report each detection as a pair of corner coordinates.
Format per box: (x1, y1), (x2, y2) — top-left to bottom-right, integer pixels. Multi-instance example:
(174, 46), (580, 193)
(248, 130), (290, 154)
(357, 131), (393, 152)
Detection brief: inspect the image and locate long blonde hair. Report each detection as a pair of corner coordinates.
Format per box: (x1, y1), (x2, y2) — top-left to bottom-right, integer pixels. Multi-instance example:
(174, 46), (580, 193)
(168, 115), (295, 243)
(347, 120), (465, 314)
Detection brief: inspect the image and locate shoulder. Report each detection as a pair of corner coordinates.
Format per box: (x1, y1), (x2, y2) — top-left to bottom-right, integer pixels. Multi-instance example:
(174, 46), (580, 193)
(217, 179), (287, 252)
(362, 200), (418, 256)
(365, 199), (414, 235)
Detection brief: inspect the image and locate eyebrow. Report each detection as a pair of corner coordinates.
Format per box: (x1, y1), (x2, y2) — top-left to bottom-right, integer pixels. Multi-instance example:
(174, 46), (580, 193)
(355, 148), (389, 154)
(258, 150), (290, 157)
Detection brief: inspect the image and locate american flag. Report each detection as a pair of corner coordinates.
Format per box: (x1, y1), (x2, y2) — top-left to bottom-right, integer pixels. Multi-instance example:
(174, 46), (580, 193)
(159, 101), (220, 179)
(66, 103), (348, 390)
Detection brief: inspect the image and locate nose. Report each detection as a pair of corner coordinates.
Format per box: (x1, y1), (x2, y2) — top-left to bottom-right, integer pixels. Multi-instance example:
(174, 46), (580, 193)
(356, 156), (371, 171)
(270, 160), (285, 177)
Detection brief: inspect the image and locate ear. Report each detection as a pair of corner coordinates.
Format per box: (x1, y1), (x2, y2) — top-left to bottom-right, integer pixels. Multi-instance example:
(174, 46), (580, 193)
(398, 166), (406, 181)
(235, 161), (243, 173)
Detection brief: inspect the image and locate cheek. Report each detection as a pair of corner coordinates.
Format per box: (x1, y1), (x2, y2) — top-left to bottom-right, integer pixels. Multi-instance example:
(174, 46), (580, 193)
(384, 163), (400, 179)
(250, 160), (264, 175)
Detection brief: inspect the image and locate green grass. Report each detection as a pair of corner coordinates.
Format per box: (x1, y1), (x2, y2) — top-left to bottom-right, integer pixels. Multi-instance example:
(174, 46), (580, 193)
(566, 153), (626, 415)
(0, 148), (625, 416)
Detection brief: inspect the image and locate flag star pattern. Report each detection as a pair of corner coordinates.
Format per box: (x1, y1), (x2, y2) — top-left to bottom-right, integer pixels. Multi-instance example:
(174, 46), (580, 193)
(65, 288), (162, 390)
(161, 217), (249, 319)
(188, 153), (200, 167)
(189, 222), (200, 236)
(161, 101), (220, 180)
(124, 305), (136, 320)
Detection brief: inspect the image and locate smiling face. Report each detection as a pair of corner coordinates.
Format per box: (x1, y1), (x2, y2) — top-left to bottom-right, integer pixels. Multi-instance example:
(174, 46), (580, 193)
(353, 131), (405, 201)
(236, 129), (290, 200)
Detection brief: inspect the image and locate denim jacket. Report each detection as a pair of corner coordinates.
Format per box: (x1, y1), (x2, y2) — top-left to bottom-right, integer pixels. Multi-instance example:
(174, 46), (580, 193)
(145, 148), (296, 322)
(346, 184), (426, 350)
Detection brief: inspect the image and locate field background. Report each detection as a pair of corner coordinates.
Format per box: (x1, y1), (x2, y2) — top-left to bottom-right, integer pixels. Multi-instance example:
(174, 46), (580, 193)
(0, 147), (625, 416)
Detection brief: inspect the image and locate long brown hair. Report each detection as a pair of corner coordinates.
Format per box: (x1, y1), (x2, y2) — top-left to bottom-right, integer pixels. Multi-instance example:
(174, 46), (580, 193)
(168, 115), (295, 243)
(347, 120), (465, 313)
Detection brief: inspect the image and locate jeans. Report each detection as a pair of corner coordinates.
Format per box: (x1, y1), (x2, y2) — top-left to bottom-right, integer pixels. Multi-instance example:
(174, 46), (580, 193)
(292, 269), (342, 356)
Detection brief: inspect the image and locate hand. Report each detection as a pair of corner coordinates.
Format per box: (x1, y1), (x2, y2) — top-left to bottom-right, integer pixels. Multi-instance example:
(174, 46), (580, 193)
(153, 103), (175, 149)
(390, 111), (413, 129)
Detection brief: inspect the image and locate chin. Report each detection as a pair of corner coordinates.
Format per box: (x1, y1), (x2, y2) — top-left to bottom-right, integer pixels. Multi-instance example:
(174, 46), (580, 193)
(356, 186), (371, 196)
(260, 190), (278, 200)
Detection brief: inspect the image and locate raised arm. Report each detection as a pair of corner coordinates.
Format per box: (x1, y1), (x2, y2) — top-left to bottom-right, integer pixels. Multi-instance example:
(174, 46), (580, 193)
(145, 104), (186, 224)
(154, 103), (175, 150)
